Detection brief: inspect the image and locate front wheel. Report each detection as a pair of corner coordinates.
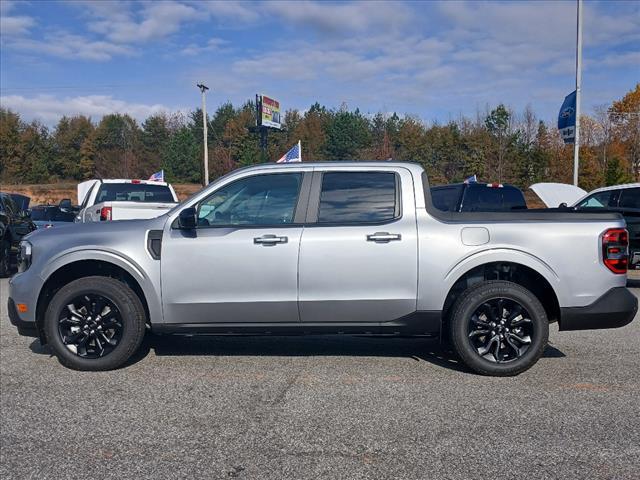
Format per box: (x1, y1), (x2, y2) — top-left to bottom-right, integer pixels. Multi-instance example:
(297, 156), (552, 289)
(449, 280), (548, 376)
(44, 276), (146, 371)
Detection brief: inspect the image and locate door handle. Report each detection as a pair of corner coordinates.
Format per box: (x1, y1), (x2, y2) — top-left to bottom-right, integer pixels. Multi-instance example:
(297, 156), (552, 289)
(254, 234), (288, 246)
(366, 232), (401, 243)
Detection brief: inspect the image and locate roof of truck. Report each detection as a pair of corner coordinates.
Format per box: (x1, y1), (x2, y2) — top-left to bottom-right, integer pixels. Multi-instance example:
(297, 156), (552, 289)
(237, 161), (425, 173)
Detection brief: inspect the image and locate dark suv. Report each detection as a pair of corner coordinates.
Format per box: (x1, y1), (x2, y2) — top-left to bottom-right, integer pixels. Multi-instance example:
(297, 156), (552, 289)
(0, 193), (37, 276)
(431, 182), (527, 212)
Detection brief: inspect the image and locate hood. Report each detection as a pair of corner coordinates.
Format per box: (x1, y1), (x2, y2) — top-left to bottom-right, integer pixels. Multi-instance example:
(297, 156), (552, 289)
(77, 180), (99, 205)
(529, 183), (586, 208)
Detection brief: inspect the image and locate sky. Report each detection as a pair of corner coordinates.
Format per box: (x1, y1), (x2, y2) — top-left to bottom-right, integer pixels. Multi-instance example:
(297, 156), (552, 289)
(1, 0), (638, 127)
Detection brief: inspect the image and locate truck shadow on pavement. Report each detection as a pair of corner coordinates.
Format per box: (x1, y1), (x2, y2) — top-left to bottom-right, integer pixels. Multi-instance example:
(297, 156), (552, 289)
(28, 336), (565, 374)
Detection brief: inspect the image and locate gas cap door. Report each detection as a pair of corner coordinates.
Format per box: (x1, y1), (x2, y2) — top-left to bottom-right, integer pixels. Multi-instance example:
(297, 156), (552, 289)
(461, 227), (490, 246)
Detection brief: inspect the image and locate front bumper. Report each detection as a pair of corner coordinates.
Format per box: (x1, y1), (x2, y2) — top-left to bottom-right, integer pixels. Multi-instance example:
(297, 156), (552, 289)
(8, 298), (39, 338)
(560, 287), (637, 331)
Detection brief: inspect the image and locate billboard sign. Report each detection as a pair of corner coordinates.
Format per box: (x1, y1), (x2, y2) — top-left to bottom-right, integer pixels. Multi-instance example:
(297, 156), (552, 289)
(257, 94), (281, 129)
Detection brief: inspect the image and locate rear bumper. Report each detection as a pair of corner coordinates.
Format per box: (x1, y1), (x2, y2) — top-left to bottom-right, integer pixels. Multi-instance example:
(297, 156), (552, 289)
(8, 298), (39, 338)
(559, 287), (637, 331)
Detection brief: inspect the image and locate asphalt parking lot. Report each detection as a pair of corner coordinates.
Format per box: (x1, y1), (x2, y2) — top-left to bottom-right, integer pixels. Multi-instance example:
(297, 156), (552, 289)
(1, 277), (639, 480)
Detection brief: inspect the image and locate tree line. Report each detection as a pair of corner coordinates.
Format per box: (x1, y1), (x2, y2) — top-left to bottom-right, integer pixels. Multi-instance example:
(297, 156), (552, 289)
(1, 84), (638, 191)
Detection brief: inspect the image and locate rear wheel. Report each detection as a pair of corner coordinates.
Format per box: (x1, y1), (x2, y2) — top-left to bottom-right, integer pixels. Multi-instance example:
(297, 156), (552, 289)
(44, 276), (146, 371)
(449, 280), (548, 376)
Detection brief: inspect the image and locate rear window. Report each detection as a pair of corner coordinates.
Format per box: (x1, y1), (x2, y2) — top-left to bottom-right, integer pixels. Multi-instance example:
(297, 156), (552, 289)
(95, 183), (175, 203)
(318, 172), (398, 224)
(460, 185), (526, 212)
(431, 185), (463, 212)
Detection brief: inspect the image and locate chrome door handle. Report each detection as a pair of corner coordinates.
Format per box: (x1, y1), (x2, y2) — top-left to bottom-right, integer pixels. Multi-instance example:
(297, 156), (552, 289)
(366, 232), (401, 243)
(254, 234), (288, 246)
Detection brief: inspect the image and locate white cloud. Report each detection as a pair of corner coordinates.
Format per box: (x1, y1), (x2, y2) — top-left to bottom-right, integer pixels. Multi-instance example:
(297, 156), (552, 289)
(264, 0), (410, 33)
(181, 37), (229, 56)
(7, 32), (135, 61)
(0, 94), (180, 125)
(0, 0), (35, 36)
(199, 0), (260, 23)
(86, 0), (200, 43)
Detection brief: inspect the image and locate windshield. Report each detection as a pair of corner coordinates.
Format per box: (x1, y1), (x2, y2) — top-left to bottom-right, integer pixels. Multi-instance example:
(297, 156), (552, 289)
(95, 183), (176, 203)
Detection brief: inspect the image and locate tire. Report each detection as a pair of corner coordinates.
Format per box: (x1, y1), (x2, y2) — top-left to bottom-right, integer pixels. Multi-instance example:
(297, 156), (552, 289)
(0, 239), (11, 277)
(44, 276), (146, 371)
(449, 280), (548, 376)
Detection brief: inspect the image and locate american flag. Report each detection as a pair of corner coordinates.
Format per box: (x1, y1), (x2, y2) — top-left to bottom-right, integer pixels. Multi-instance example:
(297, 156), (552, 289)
(148, 170), (164, 182)
(276, 141), (302, 163)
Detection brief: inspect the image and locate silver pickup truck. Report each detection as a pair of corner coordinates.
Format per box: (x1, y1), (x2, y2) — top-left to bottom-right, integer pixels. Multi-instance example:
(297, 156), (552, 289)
(8, 162), (637, 375)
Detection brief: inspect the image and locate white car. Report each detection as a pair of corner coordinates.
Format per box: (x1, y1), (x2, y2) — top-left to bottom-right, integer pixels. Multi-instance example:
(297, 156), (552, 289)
(530, 182), (640, 209)
(76, 179), (179, 223)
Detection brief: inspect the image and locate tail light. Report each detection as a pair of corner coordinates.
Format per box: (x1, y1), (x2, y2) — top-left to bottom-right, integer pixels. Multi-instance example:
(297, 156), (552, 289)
(100, 206), (112, 221)
(602, 228), (628, 274)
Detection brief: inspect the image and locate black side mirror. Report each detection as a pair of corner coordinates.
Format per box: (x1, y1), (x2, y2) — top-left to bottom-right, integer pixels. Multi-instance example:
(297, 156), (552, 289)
(178, 207), (197, 229)
(59, 198), (72, 210)
(558, 202), (568, 208)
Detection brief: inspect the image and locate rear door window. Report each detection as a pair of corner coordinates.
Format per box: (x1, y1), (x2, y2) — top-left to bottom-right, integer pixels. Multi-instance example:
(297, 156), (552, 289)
(577, 191), (618, 208)
(618, 188), (640, 209)
(317, 172), (399, 224)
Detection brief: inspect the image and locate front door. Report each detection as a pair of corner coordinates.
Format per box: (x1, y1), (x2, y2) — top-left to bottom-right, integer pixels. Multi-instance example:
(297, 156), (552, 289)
(161, 172), (308, 324)
(298, 168), (418, 323)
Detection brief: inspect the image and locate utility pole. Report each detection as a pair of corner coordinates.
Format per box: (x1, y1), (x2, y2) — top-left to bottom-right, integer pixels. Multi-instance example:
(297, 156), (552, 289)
(197, 83), (209, 186)
(573, 0), (583, 186)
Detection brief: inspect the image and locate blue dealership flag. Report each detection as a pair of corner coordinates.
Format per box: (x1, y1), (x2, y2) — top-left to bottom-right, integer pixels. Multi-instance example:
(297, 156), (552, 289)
(148, 170), (164, 182)
(276, 141), (302, 163)
(558, 91), (577, 144)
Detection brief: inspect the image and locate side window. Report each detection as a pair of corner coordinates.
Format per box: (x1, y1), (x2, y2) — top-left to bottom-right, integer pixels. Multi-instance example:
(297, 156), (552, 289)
(317, 172), (398, 224)
(578, 191), (615, 208)
(197, 173), (302, 227)
(618, 188), (640, 209)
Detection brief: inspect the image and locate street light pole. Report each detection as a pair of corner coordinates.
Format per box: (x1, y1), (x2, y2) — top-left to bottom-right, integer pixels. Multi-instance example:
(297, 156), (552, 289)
(197, 83), (210, 186)
(573, 0), (583, 186)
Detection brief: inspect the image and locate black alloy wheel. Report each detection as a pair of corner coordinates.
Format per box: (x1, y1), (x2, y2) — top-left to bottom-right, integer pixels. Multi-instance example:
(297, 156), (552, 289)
(58, 294), (123, 358)
(45, 276), (146, 371)
(449, 280), (548, 376)
(467, 298), (534, 363)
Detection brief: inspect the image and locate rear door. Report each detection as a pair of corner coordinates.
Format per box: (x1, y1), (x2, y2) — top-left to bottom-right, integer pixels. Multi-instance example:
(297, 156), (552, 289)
(298, 167), (418, 323)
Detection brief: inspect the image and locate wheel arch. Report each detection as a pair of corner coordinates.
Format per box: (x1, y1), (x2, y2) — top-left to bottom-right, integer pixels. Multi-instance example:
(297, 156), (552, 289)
(442, 259), (561, 327)
(36, 257), (156, 343)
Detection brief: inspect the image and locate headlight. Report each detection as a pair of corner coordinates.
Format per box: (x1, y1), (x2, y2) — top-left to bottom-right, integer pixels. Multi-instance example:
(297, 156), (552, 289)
(17, 241), (32, 273)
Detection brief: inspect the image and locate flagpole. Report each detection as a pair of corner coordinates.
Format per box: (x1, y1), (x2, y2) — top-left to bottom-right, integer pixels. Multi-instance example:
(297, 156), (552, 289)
(573, 0), (583, 186)
(298, 140), (302, 162)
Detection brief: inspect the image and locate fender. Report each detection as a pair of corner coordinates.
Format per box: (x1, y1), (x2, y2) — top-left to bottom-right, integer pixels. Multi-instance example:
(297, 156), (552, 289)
(39, 248), (163, 324)
(441, 247), (564, 309)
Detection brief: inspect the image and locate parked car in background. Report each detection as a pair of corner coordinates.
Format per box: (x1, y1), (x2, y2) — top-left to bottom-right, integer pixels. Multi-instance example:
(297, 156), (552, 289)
(532, 183), (640, 269)
(31, 200), (77, 229)
(9, 193), (31, 212)
(8, 163), (636, 375)
(76, 179), (179, 222)
(431, 181), (527, 212)
(0, 192), (36, 276)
